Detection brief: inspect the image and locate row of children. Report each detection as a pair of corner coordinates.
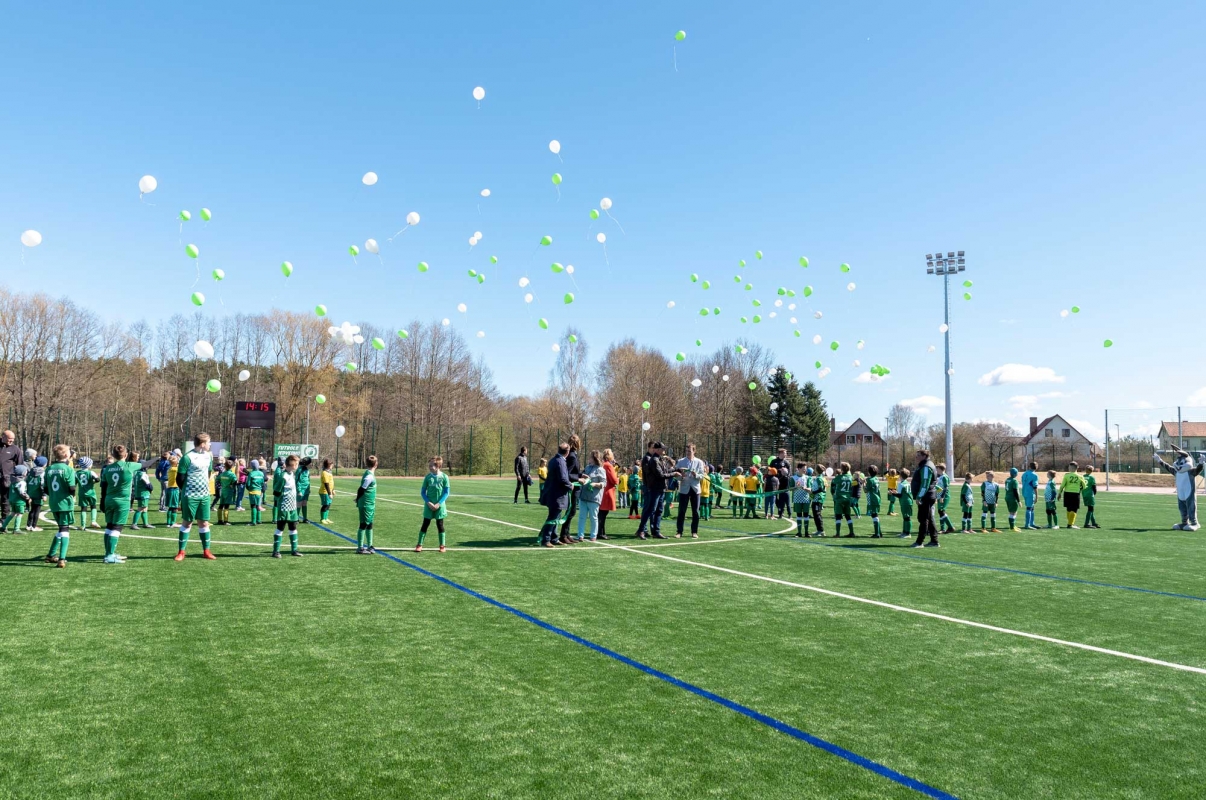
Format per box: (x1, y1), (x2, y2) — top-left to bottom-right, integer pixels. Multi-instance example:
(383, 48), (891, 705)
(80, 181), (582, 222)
(533, 457), (726, 523)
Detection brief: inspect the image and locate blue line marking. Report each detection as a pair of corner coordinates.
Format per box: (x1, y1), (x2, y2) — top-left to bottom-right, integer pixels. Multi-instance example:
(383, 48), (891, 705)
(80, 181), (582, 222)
(306, 521), (957, 799)
(770, 534), (1206, 602)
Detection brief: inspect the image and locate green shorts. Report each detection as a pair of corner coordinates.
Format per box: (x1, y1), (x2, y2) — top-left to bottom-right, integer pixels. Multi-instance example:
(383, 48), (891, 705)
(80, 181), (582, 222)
(248, 492), (263, 508)
(1046, 501), (1057, 512)
(961, 503), (973, 515)
(300, 490), (311, 504)
(833, 499), (852, 517)
(793, 502), (809, 515)
(219, 492), (237, 506)
(165, 488), (180, 509)
(9, 499), (27, 514)
(358, 504), (375, 526)
(78, 495), (97, 511)
(276, 508), (300, 523)
(320, 494), (332, 510)
(937, 496), (950, 511)
(1081, 494), (1095, 508)
(182, 496), (211, 524)
(866, 496), (881, 515)
(135, 494), (151, 510)
(1005, 497), (1020, 513)
(983, 503), (997, 514)
(53, 511), (75, 528)
(104, 501), (130, 527)
(899, 504), (913, 518)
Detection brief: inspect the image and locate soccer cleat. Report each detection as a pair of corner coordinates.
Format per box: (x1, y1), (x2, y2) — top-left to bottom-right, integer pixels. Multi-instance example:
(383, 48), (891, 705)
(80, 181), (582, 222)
(896, 532), (909, 538)
(990, 528), (1001, 533)
(909, 542), (925, 548)
(145, 524), (155, 529)
(438, 545), (446, 553)
(271, 551), (282, 558)
(1172, 523), (1186, 531)
(597, 533), (610, 540)
(414, 545), (423, 552)
(90, 521), (101, 529)
(843, 532), (855, 538)
(1187, 523), (1202, 532)
(202, 549), (216, 560)
(45, 555), (59, 564)
(103, 554), (120, 564)
(1068, 525), (1079, 530)
(130, 525), (140, 530)
(57, 559), (67, 568)
(174, 551), (186, 561)
(924, 541), (940, 548)
(691, 533), (699, 538)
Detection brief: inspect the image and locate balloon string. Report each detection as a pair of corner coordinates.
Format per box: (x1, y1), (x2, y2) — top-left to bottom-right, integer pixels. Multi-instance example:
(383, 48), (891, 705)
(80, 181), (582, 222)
(601, 242), (610, 266)
(673, 45), (678, 72)
(606, 211), (626, 234)
(555, 185), (560, 202)
(388, 224), (411, 242)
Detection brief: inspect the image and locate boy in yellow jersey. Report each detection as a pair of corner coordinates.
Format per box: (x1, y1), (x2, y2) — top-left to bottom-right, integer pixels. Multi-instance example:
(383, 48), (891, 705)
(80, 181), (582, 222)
(728, 467), (745, 517)
(319, 458), (335, 522)
(886, 468), (899, 515)
(699, 468), (712, 520)
(1057, 461), (1088, 529)
(616, 468), (628, 510)
(742, 468), (759, 519)
(164, 454), (180, 526)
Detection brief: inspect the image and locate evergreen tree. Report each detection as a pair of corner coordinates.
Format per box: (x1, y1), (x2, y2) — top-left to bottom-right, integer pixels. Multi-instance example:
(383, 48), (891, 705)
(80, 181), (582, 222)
(757, 367), (830, 458)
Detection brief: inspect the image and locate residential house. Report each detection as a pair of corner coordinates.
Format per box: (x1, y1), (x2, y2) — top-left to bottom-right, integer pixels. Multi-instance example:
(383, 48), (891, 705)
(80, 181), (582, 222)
(1019, 415), (1098, 465)
(1157, 421), (1206, 452)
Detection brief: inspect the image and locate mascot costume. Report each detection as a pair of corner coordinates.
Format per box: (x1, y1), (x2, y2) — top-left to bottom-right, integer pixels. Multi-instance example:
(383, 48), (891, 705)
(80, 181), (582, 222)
(1153, 447), (1205, 531)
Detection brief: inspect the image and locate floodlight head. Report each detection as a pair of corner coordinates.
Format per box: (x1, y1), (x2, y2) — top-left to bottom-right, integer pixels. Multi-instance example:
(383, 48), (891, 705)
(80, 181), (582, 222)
(925, 254), (933, 260)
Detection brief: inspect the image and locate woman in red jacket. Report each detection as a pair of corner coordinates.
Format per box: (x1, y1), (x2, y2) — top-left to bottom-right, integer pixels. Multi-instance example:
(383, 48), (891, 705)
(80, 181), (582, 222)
(597, 448), (619, 541)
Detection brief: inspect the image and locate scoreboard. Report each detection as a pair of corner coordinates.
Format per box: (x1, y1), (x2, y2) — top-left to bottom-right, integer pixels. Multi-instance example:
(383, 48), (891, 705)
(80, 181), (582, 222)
(234, 401), (276, 429)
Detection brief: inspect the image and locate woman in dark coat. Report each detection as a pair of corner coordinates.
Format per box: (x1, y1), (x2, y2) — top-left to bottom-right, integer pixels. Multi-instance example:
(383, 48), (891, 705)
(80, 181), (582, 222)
(513, 446), (531, 503)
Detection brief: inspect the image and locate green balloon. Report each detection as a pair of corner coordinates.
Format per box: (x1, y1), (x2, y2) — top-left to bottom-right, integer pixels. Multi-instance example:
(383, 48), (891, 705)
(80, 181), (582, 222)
(345, 362), (357, 372)
(564, 292), (575, 304)
(815, 360), (822, 369)
(315, 304), (327, 317)
(690, 273), (699, 282)
(799, 256), (809, 268)
(752, 455), (761, 464)
(590, 209), (600, 220)
(752, 315), (762, 323)
(675, 30), (686, 41)
(468, 269), (478, 277)
(695, 339), (702, 346)
(713, 307), (720, 315)
(371, 337), (385, 350)
(803, 286), (813, 297)
(477, 274), (485, 284)
(315, 394), (326, 404)
(1071, 306), (1081, 313)
(552, 173), (563, 185)
(748, 382), (757, 390)
(755, 250), (763, 260)
(675, 352), (686, 362)
(830, 341), (839, 351)
(701, 280), (711, 289)
(740, 316), (748, 323)
(776, 287), (786, 296)
(787, 289), (796, 297)
(417, 261), (429, 273)
(1103, 339), (1113, 348)
(963, 292), (972, 301)
(185, 244), (199, 258)
(752, 299), (762, 307)
(568, 334), (578, 343)
(642, 401), (651, 409)
(179, 210), (191, 222)
(200, 208), (212, 221)
(785, 373), (792, 381)
(840, 263), (851, 273)
(963, 280), (973, 288)
(191, 292), (205, 306)
(397, 329), (409, 339)
(211, 269), (225, 281)
(281, 261), (293, 277)
(349, 245), (359, 256)
(206, 378), (221, 393)
(794, 330), (801, 337)
(699, 308), (709, 316)
(538, 318), (549, 330)
(744, 283), (753, 291)
(738, 259), (746, 268)
(490, 255), (498, 264)
(551, 262), (564, 273)
(733, 275), (742, 283)
(540, 235), (553, 246)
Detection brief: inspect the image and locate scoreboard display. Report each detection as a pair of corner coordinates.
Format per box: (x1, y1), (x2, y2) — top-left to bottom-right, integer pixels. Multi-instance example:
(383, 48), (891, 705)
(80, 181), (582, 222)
(234, 401), (276, 429)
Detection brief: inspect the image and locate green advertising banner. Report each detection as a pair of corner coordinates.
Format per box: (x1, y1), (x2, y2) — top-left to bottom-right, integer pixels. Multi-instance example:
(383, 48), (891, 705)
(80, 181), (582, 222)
(273, 443), (320, 461)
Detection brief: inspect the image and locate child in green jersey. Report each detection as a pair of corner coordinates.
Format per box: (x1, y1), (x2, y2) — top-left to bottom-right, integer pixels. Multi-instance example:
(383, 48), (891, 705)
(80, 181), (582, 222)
(355, 455), (378, 553)
(217, 458), (238, 525)
(809, 466), (827, 536)
(416, 456), (451, 552)
(271, 455), (303, 557)
(297, 457), (312, 523)
(832, 462), (855, 537)
(174, 433), (216, 561)
(74, 456), (100, 530)
(100, 445), (137, 564)
(865, 464), (883, 538)
(246, 459), (266, 525)
(894, 468), (914, 538)
(960, 473), (975, 532)
(980, 472), (1000, 532)
(1004, 467), (1023, 531)
(26, 456), (47, 532)
(2, 464), (31, 533)
(1081, 465), (1099, 528)
(1044, 471), (1060, 528)
(130, 463), (154, 529)
(44, 444), (76, 566)
(935, 464), (955, 533)
(628, 463), (642, 518)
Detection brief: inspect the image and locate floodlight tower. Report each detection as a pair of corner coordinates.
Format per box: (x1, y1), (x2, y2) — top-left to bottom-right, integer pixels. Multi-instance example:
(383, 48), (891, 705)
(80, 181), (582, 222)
(926, 251), (965, 472)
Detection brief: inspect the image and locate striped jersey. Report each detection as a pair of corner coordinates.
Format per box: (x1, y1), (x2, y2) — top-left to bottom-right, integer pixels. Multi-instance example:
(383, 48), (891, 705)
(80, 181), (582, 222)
(981, 481), (999, 504)
(179, 450), (213, 499)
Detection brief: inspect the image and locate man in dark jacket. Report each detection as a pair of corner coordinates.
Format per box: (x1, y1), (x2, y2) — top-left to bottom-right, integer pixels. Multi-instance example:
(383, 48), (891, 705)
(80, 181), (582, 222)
(538, 443), (575, 547)
(513, 446), (531, 504)
(636, 441), (677, 540)
(0, 430), (24, 518)
(910, 449), (940, 548)
(558, 435), (583, 544)
(156, 451), (172, 511)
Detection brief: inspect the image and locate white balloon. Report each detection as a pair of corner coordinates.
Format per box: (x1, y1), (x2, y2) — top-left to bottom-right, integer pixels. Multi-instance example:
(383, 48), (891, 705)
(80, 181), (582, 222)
(938, 323), (949, 333)
(441, 318), (450, 326)
(138, 175), (157, 194)
(641, 422), (651, 431)
(238, 369), (251, 381)
(480, 189), (491, 197)
(824, 467), (834, 478)
(788, 303), (797, 311)
(847, 282), (856, 291)
(774, 299), (783, 307)
(552, 344), (561, 352)
(473, 231), (483, 239)
(193, 340), (215, 359)
(406, 211), (420, 226)
(566, 265), (575, 274)
(722, 375), (730, 382)
(365, 239), (379, 254)
(767, 368), (778, 377)
(472, 86), (485, 101)
(20, 230), (42, 248)
(814, 311), (823, 319)
(711, 365), (720, 374)
(596, 233), (606, 243)
(691, 378), (702, 387)
(524, 293), (534, 303)
(948, 368), (955, 375)
(600, 197), (612, 210)
(928, 345), (936, 353)
(789, 317), (798, 324)
(519, 277), (530, 287)
(856, 340), (865, 349)
(362, 172), (378, 186)
(667, 301), (676, 308)
(1060, 310), (1069, 318)
(852, 360), (861, 368)
(469, 236), (478, 246)
(476, 330), (485, 338)
(769, 312), (777, 318)
(457, 303), (467, 313)
(770, 402), (779, 411)
(335, 425), (347, 438)
(549, 140), (561, 154)
(352, 335), (365, 344)
(812, 335), (822, 345)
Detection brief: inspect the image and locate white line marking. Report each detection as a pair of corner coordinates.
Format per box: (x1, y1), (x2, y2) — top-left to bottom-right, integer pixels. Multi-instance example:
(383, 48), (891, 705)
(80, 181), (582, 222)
(593, 542), (1206, 675)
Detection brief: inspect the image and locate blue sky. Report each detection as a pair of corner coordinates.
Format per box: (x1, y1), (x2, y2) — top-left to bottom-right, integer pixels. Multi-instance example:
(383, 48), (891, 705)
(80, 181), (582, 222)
(3, 1), (1205, 440)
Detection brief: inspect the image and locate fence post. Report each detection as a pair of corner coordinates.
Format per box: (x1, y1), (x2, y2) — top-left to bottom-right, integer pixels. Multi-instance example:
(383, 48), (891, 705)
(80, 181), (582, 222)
(468, 426), (474, 477)
(335, 436), (340, 476)
(499, 426), (504, 477)
(437, 424), (442, 462)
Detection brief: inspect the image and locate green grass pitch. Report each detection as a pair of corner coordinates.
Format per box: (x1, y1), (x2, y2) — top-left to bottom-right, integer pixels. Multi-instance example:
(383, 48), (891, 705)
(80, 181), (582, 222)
(1, 480), (1203, 798)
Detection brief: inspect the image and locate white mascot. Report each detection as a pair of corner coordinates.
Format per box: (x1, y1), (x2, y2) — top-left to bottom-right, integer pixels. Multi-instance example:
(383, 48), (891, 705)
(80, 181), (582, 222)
(1153, 448), (1205, 531)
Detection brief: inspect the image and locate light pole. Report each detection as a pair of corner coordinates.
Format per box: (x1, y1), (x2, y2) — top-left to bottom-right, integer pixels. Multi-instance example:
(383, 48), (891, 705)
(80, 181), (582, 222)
(926, 250), (965, 472)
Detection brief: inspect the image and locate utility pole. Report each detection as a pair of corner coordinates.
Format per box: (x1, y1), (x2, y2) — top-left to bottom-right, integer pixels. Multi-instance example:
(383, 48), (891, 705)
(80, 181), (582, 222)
(926, 251), (965, 471)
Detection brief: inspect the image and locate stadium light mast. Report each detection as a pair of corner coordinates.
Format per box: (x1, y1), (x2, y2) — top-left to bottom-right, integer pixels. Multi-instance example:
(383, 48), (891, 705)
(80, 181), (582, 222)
(926, 251), (965, 472)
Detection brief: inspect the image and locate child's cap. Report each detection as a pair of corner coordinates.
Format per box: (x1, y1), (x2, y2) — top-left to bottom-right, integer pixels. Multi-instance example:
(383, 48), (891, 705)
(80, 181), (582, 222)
(34, 456), (47, 467)
(806, 467), (814, 475)
(250, 459), (260, 470)
(1010, 467), (1018, 477)
(24, 448), (37, 462)
(13, 464), (27, 477)
(76, 456), (93, 470)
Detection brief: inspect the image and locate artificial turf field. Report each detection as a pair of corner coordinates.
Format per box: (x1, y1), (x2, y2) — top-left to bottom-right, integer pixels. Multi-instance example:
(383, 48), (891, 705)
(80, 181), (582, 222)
(1, 479), (1204, 799)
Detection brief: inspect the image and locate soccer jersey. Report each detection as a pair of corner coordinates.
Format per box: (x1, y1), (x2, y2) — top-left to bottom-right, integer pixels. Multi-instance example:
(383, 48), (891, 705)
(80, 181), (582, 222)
(808, 475), (826, 504)
(101, 461), (136, 504)
(8, 478), (29, 507)
(218, 469), (238, 503)
(886, 475), (899, 492)
(420, 471), (450, 520)
(981, 481), (1000, 505)
(1045, 480), (1058, 504)
(357, 469), (377, 508)
(1081, 474), (1096, 501)
(831, 473), (852, 500)
(791, 475), (811, 504)
(296, 467), (311, 498)
(179, 450), (213, 499)
(134, 471), (153, 502)
(320, 470), (335, 496)
(700, 475), (711, 497)
(247, 469), (265, 494)
(27, 471), (44, 503)
(617, 474), (628, 493)
(960, 483), (973, 507)
(1060, 472), (1087, 495)
(743, 474), (758, 493)
(45, 462), (77, 513)
(273, 468), (298, 512)
(78, 470), (98, 501)
(1005, 477), (1021, 503)
(936, 474), (950, 503)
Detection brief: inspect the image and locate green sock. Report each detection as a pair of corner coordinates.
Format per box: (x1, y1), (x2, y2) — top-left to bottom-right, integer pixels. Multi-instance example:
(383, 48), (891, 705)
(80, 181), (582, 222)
(178, 526), (189, 549)
(991, 514), (997, 528)
(366, 528), (373, 548)
(1008, 515), (1016, 529)
(90, 510), (97, 526)
(47, 535), (59, 558)
(847, 521), (854, 535)
(273, 532), (282, 554)
(980, 514), (987, 528)
(417, 530), (427, 546)
(58, 533), (69, 559)
(873, 518), (881, 536)
(356, 528), (364, 547)
(301, 505), (308, 522)
(289, 532), (298, 552)
(104, 532), (115, 556)
(438, 529), (446, 547)
(0, 514), (10, 531)
(903, 519), (911, 534)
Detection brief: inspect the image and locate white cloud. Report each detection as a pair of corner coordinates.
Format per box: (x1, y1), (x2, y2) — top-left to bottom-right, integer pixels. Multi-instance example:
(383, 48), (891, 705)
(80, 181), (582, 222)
(978, 364), (1066, 386)
(899, 395), (944, 415)
(1007, 391), (1070, 413)
(853, 371), (889, 384)
(1133, 400), (1155, 409)
(1188, 387), (1206, 406)
(1128, 422), (1162, 437)
(1066, 417), (1104, 444)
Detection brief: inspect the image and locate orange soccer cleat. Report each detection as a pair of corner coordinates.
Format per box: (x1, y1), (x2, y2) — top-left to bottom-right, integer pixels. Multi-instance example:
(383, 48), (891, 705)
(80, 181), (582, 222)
(174, 551), (186, 562)
(202, 549), (217, 560)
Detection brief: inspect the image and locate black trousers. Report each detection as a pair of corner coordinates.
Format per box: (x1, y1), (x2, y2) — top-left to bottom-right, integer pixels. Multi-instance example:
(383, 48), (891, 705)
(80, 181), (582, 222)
(598, 509), (609, 537)
(915, 498), (937, 543)
(676, 490), (701, 534)
(514, 477), (529, 502)
(0, 479), (9, 518)
(811, 502), (825, 533)
(560, 485), (581, 537)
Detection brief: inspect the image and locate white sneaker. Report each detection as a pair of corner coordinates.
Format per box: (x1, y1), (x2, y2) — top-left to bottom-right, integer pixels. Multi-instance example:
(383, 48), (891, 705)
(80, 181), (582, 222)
(1173, 523), (1185, 531)
(1186, 523), (1202, 532)
(103, 554), (121, 564)
(116, 554), (128, 562)
(144, 524), (155, 529)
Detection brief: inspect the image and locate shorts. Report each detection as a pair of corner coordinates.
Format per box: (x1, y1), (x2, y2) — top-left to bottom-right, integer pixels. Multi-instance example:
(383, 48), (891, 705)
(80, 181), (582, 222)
(793, 502), (809, 515)
(1045, 501), (1057, 513)
(276, 507), (300, 523)
(78, 495), (97, 511)
(182, 496), (211, 524)
(833, 499), (852, 517)
(899, 504), (913, 518)
(1081, 493), (1095, 508)
(104, 501), (130, 527)
(320, 494), (331, 510)
(136, 495), (151, 509)
(248, 492), (263, 508)
(358, 504), (375, 526)
(165, 488), (180, 509)
(1063, 494), (1080, 512)
(961, 503), (973, 515)
(1005, 497), (1020, 513)
(983, 503), (997, 514)
(9, 499), (27, 514)
(867, 496), (881, 514)
(220, 492), (237, 506)
(53, 511), (74, 528)
(300, 490), (311, 504)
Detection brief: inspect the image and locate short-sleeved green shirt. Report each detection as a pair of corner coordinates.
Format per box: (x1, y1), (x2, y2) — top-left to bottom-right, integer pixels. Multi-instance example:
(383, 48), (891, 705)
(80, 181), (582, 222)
(100, 461), (137, 506)
(45, 462), (77, 513)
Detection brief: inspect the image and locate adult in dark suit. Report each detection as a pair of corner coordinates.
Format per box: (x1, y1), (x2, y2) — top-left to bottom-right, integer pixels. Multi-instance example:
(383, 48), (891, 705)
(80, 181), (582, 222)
(513, 446), (531, 504)
(636, 441), (677, 540)
(539, 443), (575, 547)
(0, 430), (24, 518)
